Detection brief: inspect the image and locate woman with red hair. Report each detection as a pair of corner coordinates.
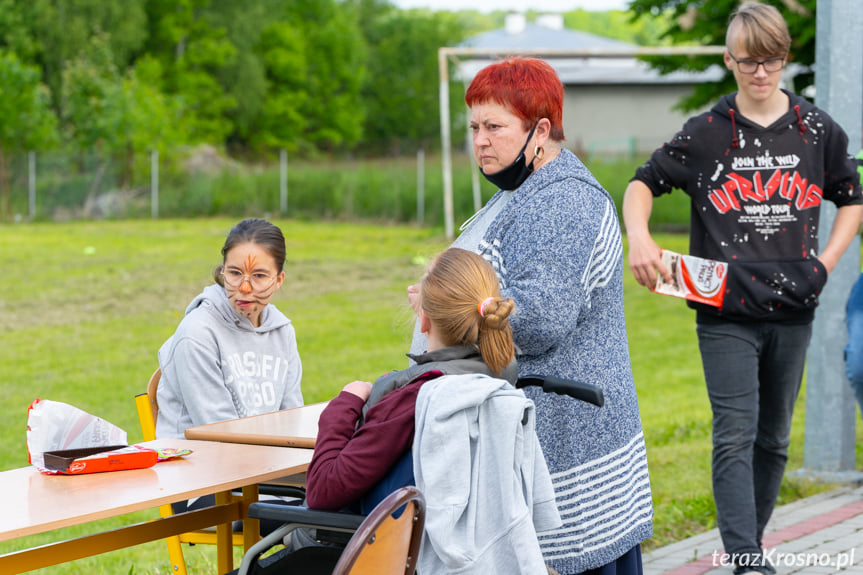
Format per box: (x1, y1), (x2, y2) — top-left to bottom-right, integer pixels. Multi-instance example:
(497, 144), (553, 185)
(410, 56), (653, 574)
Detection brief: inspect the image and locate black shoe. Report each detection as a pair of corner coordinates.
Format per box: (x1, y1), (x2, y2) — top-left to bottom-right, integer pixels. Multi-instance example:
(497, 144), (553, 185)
(732, 553), (776, 575)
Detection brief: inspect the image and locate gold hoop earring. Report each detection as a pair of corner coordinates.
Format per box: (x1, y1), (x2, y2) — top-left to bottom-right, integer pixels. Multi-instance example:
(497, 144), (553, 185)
(534, 145), (544, 161)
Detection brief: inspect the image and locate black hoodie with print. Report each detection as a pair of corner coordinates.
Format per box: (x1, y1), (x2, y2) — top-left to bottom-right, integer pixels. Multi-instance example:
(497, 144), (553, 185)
(633, 90), (863, 323)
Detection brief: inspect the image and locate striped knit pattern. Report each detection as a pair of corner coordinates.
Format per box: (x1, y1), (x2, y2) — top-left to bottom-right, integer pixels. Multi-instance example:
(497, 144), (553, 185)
(581, 201), (622, 308)
(539, 432), (653, 561)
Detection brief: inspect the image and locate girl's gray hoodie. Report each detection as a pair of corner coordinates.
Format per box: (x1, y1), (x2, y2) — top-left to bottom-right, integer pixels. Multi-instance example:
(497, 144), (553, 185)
(156, 284), (303, 439)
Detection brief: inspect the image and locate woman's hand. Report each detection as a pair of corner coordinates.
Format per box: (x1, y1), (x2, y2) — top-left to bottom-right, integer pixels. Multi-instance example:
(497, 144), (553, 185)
(342, 380), (372, 401)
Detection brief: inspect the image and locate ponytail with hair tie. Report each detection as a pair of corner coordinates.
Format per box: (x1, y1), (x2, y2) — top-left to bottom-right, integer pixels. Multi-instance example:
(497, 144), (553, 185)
(478, 297), (495, 317)
(421, 248), (516, 374)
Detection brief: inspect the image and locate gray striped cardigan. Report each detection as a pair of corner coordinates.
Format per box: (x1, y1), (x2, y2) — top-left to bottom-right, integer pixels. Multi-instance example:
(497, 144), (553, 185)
(457, 148), (654, 574)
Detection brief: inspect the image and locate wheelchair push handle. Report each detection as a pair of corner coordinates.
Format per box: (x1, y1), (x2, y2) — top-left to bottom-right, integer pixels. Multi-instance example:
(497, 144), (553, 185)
(516, 375), (604, 407)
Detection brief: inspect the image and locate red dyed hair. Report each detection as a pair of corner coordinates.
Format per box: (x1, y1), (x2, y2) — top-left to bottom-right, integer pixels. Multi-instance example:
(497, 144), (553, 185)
(465, 56), (565, 142)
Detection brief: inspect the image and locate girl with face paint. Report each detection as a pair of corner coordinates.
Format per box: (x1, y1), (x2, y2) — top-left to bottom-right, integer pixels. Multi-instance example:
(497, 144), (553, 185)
(408, 57), (653, 575)
(156, 218), (303, 444)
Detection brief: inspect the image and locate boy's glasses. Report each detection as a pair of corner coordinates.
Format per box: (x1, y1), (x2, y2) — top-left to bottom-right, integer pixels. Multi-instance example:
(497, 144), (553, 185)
(728, 53), (785, 74)
(221, 269), (277, 291)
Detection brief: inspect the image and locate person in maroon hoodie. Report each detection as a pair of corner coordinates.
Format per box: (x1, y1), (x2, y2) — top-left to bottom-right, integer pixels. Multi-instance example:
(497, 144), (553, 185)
(303, 247), (516, 512)
(623, 3), (863, 574)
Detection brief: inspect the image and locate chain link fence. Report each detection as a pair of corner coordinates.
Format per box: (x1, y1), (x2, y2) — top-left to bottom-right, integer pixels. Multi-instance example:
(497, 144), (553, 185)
(0, 146), (653, 227)
(0, 147), (493, 226)
(2, 150), (150, 222)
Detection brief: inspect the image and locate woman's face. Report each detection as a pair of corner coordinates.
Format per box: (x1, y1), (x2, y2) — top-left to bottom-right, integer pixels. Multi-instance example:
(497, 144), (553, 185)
(469, 101), (531, 175)
(222, 241), (285, 327)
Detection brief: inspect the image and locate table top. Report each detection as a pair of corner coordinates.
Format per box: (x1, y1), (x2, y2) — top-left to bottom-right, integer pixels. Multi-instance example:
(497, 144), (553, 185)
(184, 401), (329, 448)
(0, 438), (313, 541)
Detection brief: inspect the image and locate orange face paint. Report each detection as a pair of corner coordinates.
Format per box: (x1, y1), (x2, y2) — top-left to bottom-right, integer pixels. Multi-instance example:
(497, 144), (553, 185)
(242, 254), (259, 275)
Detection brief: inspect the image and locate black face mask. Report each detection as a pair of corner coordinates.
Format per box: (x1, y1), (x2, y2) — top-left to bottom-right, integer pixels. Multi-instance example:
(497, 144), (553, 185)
(480, 122), (538, 191)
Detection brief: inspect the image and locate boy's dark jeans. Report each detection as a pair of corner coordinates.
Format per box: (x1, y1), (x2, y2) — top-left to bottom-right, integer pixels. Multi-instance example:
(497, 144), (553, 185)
(696, 317), (812, 566)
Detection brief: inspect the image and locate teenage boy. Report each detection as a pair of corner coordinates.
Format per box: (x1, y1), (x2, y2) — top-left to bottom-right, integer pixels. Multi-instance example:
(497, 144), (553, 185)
(622, 2), (863, 574)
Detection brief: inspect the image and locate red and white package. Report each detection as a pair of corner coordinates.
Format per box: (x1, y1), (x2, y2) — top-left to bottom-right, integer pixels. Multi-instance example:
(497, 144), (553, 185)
(42, 444), (159, 475)
(653, 250), (727, 308)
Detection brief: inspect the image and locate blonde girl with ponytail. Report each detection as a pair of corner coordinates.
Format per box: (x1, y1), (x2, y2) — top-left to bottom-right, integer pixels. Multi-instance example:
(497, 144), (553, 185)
(417, 247), (515, 375)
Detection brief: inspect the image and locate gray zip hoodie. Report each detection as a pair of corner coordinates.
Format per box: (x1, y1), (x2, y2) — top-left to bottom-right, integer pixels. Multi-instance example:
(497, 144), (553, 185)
(413, 373), (561, 574)
(156, 284), (303, 439)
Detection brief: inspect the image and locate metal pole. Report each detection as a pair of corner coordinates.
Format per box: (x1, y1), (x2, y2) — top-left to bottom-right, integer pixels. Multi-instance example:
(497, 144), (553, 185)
(280, 149), (288, 215)
(417, 149), (425, 224)
(801, 0), (863, 479)
(28, 151), (36, 221)
(439, 45), (726, 60)
(439, 48), (454, 240)
(150, 150), (159, 219)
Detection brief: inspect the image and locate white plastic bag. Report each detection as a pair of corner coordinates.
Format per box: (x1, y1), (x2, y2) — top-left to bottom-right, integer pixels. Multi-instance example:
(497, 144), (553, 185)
(27, 398), (127, 473)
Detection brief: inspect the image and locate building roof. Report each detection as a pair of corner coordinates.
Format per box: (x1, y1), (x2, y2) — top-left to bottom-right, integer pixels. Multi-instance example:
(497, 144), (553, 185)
(462, 21), (635, 53)
(456, 16), (724, 85)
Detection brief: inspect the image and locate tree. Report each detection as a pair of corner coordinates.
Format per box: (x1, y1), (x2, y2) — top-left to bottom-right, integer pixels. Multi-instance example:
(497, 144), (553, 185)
(244, 21), (309, 154)
(357, 4), (469, 154)
(627, 0), (816, 111)
(12, 0), (148, 118)
(113, 57), (188, 186)
(62, 35), (184, 189)
(144, 0), (237, 144)
(0, 51), (58, 218)
(276, 0), (367, 153)
(174, 0), (367, 155)
(200, 0), (306, 155)
(124, 57), (187, 159)
(61, 34), (122, 152)
(0, 0), (38, 63)
(565, 7), (671, 46)
(200, 0), (268, 151)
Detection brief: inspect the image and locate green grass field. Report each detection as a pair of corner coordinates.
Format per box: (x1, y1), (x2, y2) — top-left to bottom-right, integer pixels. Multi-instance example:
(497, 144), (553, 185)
(1, 218), (859, 573)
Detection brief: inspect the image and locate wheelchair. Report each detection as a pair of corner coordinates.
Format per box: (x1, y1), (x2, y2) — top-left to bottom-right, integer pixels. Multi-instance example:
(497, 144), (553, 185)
(233, 375), (603, 575)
